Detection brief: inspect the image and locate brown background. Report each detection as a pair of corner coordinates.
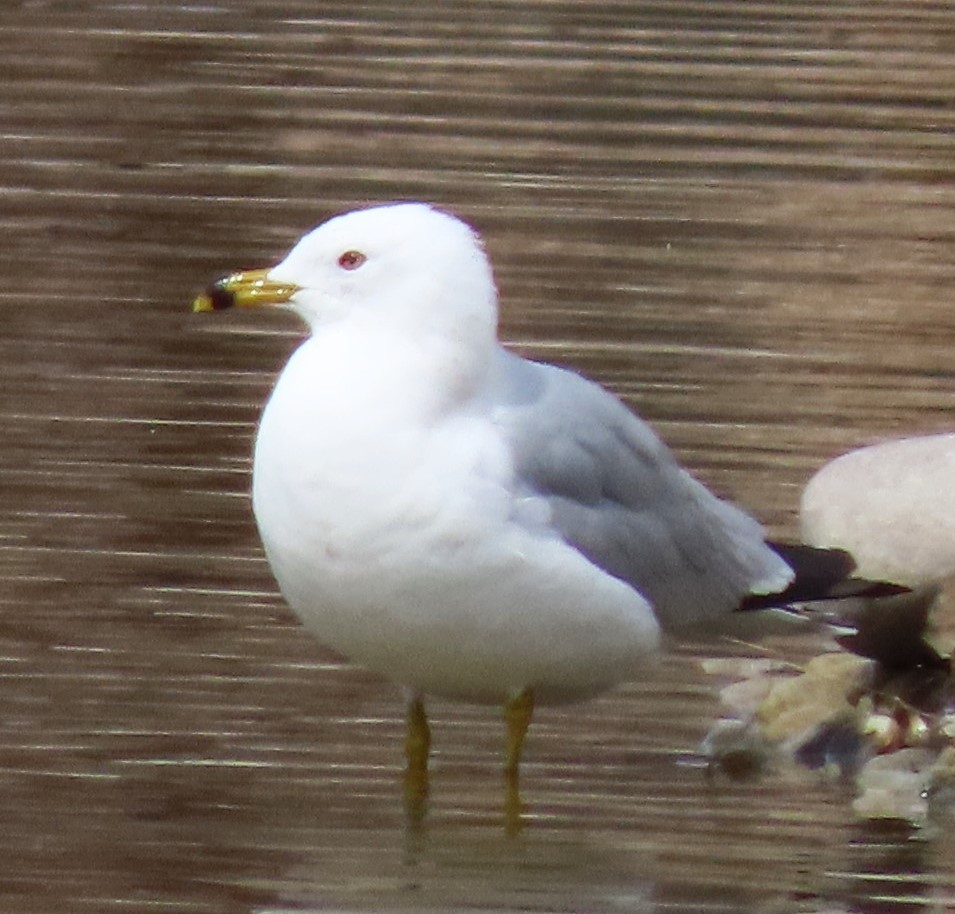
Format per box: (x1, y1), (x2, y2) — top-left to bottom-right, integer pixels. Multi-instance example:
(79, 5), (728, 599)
(1, 3), (953, 912)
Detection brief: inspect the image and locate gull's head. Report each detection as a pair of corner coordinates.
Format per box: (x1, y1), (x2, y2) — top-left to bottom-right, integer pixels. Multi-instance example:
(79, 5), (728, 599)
(195, 203), (499, 347)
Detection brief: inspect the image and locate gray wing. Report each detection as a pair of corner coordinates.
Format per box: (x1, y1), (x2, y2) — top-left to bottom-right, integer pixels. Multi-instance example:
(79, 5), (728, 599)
(489, 350), (793, 630)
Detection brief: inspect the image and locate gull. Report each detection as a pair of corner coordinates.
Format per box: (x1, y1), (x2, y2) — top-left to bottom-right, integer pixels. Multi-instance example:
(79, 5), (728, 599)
(193, 202), (855, 806)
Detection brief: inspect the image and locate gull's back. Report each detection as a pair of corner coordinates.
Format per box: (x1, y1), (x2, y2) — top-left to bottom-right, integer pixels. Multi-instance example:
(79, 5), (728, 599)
(488, 348), (794, 630)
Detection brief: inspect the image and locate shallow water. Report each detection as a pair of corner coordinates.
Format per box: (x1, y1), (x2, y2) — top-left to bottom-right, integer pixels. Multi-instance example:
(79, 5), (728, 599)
(1, 2), (954, 912)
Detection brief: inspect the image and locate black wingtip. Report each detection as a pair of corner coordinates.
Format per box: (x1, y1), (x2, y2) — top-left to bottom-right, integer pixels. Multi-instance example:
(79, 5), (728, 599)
(739, 543), (948, 673)
(739, 542), (869, 611)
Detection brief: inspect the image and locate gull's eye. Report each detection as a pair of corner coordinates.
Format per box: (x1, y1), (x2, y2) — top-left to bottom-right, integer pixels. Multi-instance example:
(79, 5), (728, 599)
(337, 250), (367, 271)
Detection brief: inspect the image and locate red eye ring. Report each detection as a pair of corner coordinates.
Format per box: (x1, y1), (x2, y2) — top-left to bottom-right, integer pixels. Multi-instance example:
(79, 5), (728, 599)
(338, 250), (366, 271)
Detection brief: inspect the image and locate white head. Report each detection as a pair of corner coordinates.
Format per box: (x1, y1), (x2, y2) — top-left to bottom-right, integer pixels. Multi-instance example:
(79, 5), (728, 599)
(265, 203), (499, 347)
(194, 203), (504, 412)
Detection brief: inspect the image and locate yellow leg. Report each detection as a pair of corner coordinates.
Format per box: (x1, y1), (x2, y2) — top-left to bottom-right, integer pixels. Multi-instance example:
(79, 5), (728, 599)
(403, 696), (430, 823)
(504, 688), (534, 777)
(406, 695), (431, 771)
(504, 689), (533, 834)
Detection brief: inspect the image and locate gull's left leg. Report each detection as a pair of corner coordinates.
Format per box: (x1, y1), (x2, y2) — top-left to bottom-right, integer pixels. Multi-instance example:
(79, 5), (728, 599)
(504, 688), (534, 778)
(404, 694), (431, 822)
(503, 688), (534, 830)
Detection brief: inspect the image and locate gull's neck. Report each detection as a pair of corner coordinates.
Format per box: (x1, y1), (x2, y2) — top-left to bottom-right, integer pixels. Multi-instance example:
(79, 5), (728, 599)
(298, 314), (498, 424)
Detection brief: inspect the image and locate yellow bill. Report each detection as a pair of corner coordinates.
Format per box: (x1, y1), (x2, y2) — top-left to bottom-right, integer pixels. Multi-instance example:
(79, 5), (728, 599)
(192, 269), (300, 313)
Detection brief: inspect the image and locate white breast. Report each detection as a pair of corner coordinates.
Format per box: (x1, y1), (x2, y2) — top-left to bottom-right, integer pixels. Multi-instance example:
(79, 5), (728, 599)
(251, 337), (661, 704)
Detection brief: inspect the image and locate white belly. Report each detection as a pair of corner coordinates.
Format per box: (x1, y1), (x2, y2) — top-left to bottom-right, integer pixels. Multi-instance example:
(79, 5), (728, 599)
(251, 344), (661, 705)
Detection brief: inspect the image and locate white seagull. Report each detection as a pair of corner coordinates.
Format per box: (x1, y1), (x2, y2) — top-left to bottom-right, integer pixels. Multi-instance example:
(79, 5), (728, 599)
(194, 202), (854, 803)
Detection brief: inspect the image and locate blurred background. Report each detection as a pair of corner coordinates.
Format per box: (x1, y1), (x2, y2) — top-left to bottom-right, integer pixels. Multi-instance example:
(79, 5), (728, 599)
(1, 2), (953, 912)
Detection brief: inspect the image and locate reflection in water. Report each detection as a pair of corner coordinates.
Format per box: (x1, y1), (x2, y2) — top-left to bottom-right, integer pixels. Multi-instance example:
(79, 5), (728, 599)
(842, 826), (936, 914)
(1, 0), (954, 912)
(255, 779), (943, 914)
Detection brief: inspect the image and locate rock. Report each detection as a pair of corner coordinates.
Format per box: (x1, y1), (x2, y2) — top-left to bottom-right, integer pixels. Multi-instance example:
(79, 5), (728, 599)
(852, 748), (937, 823)
(801, 433), (955, 587)
(700, 718), (773, 780)
(756, 653), (875, 744)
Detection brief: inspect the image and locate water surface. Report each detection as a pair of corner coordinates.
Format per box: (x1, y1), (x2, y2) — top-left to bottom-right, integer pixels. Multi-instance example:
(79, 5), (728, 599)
(1, 2), (954, 912)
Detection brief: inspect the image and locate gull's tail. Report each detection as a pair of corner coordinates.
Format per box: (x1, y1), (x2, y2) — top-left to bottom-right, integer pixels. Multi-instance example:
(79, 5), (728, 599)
(741, 542), (947, 671)
(740, 542), (906, 610)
